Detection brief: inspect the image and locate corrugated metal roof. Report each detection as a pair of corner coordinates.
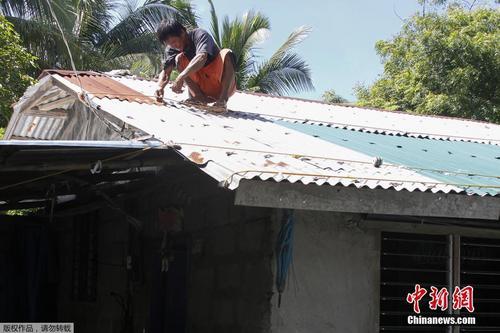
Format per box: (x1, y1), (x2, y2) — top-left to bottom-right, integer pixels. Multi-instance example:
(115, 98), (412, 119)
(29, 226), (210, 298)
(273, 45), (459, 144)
(93, 97), (467, 194)
(5, 71), (500, 197)
(110, 75), (500, 144)
(228, 93), (500, 144)
(0, 139), (157, 149)
(6, 77), (72, 139)
(277, 121), (500, 196)
(14, 115), (64, 139)
(40, 70), (157, 104)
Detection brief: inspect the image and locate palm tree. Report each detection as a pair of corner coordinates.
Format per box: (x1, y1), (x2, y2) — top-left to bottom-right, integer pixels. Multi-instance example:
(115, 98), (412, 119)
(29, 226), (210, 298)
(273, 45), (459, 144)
(0, 0), (195, 74)
(1, 0), (110, 73)
(2, 0), (313, 95)
(101, 0), (198, 59)
(208, 0), (314, 96)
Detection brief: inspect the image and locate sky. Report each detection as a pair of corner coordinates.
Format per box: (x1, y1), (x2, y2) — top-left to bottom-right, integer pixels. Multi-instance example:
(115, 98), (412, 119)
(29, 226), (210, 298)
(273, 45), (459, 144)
(189, 0), (420, 101)
(191, 0), (423, 101)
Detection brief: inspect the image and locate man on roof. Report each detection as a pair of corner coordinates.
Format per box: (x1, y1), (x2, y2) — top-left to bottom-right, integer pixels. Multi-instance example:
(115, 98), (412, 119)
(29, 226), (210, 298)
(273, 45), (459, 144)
(155, 20), (236, 111)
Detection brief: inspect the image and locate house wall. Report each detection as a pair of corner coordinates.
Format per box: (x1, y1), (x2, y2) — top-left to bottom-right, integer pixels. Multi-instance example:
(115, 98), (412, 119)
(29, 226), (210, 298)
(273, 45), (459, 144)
(56, 207), (135, 332)
(184, 190), (274, 333)
(64, 196), (381, 333)
(53, 175), (275, 333)
(270, 210), (380, 333)
(267, 210), (500, 333)
(8, 184), (500, 332)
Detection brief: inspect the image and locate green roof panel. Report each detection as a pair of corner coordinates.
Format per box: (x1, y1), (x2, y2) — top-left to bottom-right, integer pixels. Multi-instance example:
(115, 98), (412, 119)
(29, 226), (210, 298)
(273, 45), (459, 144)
(278, 121), (500, 196)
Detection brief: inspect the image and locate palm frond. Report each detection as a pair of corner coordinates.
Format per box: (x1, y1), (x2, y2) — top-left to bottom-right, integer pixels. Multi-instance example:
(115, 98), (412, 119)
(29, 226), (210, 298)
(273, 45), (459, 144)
(245, 26), (313, 95)
(161, 0), (198, 28)
(219, 10), (270, 86)
(207, 0), (220, 47)
(6, 16), (85, 69)
(0, 0), (47, 19)
(1, 0), (106, 61)
(1, 0), (73, 28)
(103, 0), (201, 59)
(125, 53), (163, 78)
(247, 53), (314, 96)
(73, 0), (115, 43)
(268, 25), (311, 63)
(103, 31), (162, 59)
(102, 2), (183, 51)
(2, 0), (200, 74)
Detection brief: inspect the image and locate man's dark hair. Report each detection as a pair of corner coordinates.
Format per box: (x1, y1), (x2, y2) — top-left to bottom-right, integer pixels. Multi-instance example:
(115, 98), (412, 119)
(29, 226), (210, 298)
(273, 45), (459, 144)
(157, 20), (186, 42)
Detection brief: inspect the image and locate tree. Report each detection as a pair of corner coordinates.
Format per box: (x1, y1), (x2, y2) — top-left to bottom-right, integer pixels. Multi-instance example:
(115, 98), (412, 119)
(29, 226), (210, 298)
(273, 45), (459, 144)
(417, 0), (499, 14)
(101, 0), (198, 69)
(0, 0), (194, 74)
(2, 0), (313, 95)
(356, 8), (499, 123)
(322, 89), (348, 104)
(0, 15), (36, 127)
(208, 0), (314, 96)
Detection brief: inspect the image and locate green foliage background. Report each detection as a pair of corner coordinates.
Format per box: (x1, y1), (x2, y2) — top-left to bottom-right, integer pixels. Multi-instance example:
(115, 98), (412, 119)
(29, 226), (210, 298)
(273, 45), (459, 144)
(356, 8), (499, 123)
(0, 15), (36, 127)
(322, 89), (348, 104)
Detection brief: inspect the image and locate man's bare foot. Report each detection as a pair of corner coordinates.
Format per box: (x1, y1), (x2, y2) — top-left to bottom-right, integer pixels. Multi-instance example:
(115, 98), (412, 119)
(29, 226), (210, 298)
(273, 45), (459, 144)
(183, 96), (213, 105)
(183, 97), (204, 105)
(210, 100), (228, 113)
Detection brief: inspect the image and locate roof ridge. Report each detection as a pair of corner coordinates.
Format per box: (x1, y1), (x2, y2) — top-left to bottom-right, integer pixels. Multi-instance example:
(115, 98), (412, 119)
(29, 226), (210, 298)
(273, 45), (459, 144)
(108, 73), (499, 126)
(41, 69), (499, 127)
(238, 90), (500, 126)
(38, 69), (106, 79)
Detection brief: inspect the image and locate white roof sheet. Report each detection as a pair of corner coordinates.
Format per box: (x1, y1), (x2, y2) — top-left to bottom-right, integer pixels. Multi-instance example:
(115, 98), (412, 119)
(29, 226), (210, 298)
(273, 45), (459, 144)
(114, 76), (500, 145)
(95, 77), (467, 194)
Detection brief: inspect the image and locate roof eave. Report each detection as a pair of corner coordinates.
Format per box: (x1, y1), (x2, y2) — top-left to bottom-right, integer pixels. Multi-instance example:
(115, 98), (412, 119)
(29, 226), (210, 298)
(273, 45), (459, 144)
(235, 179), (500, 220)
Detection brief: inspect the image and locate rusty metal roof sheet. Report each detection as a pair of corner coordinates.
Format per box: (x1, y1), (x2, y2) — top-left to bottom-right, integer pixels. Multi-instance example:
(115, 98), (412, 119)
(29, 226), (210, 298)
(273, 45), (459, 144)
(39, 70), (157, 104)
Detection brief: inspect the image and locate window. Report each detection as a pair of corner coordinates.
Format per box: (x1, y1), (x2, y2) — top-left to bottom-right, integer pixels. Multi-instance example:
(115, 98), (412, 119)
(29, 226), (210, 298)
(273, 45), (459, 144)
(380, 232), (500, 332)
(380, 232), (450, 332)
(460, 237), (500, 332)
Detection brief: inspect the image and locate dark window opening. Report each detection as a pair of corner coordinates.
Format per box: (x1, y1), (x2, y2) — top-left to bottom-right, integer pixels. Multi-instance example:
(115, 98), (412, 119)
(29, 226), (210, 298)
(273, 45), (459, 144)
(380, 232), (500, 333)
(460, 237), (500, 332)
(380, 232), (450, 332)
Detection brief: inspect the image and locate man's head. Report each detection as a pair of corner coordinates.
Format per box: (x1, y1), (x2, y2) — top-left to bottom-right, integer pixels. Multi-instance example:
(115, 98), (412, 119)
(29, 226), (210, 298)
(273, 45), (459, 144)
(157, 20), (188, 50)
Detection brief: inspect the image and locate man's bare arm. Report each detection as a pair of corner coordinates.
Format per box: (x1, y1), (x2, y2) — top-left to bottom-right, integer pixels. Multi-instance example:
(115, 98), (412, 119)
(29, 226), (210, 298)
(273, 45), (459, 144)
(171, 53), (208, 94)
(177, 53), (207, 81)
(155, 65), (173, 101)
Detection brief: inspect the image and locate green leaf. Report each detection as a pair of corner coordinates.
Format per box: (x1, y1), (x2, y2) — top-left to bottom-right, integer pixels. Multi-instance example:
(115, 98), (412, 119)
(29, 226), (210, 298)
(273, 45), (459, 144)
(357, 8), (500, 123)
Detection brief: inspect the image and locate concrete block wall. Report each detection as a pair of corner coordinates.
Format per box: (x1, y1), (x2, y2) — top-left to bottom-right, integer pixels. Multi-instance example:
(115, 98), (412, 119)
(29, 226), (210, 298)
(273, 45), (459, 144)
(56, 208), (131, 333)
(53, 174), (277, 333)
(56, 193), (184, 333)
(185, 189), (275, 333)
(270, 210), (380, 333)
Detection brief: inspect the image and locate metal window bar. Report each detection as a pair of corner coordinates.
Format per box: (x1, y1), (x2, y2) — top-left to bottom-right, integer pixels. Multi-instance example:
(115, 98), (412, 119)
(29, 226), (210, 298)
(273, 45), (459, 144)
(380, 232), (450, 332)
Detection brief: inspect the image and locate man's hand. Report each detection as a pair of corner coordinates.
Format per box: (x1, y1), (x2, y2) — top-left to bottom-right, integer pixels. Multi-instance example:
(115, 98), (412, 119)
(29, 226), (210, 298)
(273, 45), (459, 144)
(155, 86), (165, 102)
(155, 67), (172, 102)
(171, 76), (184, 94)
(155, 66), (172, 102)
